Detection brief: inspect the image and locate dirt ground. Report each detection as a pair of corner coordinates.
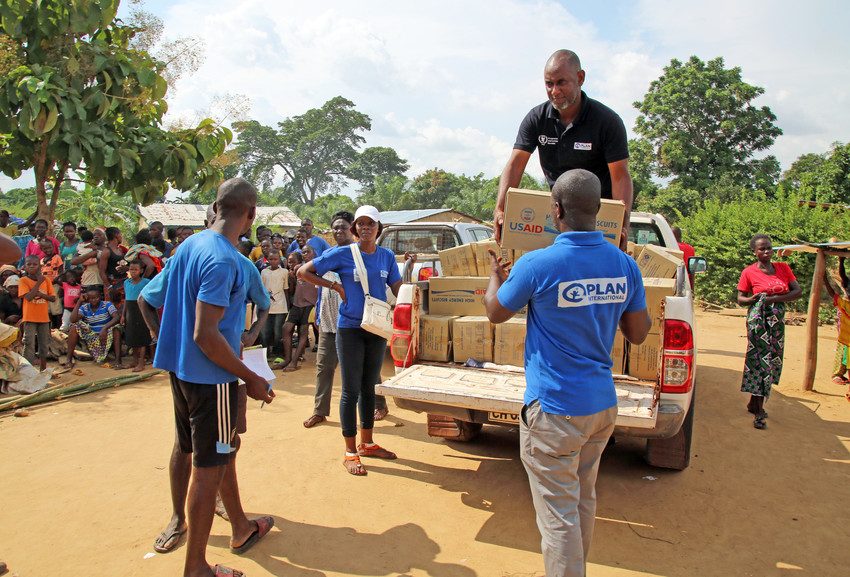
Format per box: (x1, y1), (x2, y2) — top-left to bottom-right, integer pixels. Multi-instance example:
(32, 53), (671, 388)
(1, 310), (849, 577)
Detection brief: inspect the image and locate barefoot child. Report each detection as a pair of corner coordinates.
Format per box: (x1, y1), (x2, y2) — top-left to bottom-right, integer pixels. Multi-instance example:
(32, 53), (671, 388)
(122, 260), (152, 371)
(40, 238), (64, 328)
(261, 250), (289, 363)
(281, 251), (317, 371)
(20, 255), (56, 371)
(65, 286), (122, 367)
(824, 257), (850, 400)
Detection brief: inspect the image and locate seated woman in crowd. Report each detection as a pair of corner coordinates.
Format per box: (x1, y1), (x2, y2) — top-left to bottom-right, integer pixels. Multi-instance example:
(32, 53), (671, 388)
(63, 286), (123, 368)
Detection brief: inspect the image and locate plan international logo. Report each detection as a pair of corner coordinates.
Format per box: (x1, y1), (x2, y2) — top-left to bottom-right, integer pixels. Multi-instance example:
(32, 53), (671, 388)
(557, 277), (628, 308)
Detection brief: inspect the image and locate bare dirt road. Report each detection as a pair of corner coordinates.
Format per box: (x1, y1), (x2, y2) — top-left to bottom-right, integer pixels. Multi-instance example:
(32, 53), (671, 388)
(1, 310), (848, 577)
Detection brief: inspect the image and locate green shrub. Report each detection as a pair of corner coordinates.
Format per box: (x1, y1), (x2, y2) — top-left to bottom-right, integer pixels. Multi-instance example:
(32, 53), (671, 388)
(678, 188), (850, 309)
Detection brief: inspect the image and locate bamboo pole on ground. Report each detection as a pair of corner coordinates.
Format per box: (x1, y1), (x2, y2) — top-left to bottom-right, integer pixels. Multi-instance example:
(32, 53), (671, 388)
(803, 249), (827, 391)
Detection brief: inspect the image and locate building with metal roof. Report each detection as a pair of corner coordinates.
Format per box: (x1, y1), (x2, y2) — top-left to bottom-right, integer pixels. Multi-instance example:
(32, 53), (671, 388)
(137, 203), (301, 230)
(378, 208), (483, 225)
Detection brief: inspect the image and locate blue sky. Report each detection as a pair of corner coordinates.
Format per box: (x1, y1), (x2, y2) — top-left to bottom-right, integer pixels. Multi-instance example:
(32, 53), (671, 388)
(3, 0), (849, 195)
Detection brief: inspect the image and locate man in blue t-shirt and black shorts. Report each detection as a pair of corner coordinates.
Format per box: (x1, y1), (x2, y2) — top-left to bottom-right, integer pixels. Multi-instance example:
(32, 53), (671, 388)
(493, 49), (633, 246)
(485, 169), (651, 577)
(142, 178), (275, 577)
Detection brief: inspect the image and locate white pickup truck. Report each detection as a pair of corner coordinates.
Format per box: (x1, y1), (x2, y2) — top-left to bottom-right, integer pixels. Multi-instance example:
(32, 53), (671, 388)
(377, 212), (703, 470)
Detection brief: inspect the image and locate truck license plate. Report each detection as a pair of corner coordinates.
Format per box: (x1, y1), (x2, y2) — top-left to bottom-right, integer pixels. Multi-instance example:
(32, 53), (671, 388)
(489, 411), (520, 424)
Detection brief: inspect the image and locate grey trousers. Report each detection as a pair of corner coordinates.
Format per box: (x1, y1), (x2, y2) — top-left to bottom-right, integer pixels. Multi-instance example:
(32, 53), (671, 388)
(313, 331), (338, 416)
(520, 401), (617, 577)
(23, 321), (51, 362)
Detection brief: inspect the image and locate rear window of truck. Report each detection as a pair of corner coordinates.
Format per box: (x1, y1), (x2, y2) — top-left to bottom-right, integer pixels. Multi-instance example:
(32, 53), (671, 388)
(381, 228), (459, 255)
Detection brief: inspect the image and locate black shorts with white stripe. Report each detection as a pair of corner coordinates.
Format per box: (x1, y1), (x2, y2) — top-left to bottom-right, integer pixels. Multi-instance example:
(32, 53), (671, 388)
(170, 372), (238, 468)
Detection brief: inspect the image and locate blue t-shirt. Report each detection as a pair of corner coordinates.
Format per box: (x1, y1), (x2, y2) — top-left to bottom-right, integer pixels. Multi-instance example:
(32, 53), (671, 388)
(123, 277), (150, 301)
(497, 231), (647, 417)
(312, 244), (401, 329)
(143, 230), (257, 384)
(287, 235), (331, 257)
(80, 301), (117, 332)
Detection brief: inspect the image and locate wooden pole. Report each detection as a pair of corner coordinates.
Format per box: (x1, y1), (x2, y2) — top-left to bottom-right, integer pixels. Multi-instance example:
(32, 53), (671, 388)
(803, 249), (827, 391)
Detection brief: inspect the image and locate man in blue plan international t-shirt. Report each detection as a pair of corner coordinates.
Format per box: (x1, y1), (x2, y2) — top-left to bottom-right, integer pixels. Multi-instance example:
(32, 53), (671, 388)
(485, 169), (651, 577)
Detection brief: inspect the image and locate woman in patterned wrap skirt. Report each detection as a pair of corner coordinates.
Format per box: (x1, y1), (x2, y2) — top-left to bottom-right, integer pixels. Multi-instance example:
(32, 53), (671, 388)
(736, 234), (802, 430)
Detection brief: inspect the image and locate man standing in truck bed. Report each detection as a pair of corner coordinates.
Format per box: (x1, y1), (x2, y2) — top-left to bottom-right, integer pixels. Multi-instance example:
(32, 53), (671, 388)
(494, 49), (633, 243)
(484, 169), (650, 577)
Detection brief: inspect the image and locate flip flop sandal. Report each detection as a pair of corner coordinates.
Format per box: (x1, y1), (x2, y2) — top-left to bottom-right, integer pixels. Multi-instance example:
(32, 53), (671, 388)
(211, 565), (244, 577)
(303, 414), (326, 428)
(344, 454), (367, 476)
(832, 375), (849, 384)
(153, 527), (186, 553)
(231, 515), (274, 555)
(357, 443), (397, 459)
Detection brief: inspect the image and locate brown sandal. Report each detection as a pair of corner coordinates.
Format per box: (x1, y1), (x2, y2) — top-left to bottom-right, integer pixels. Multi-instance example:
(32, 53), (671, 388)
(344, 454), (367, 476)
(357, 443), (397, 459)
(303, 414), (326, 428)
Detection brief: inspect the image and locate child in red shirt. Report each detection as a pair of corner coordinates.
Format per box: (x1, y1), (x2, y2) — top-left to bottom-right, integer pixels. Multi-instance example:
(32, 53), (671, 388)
(40, 238), (64, 327)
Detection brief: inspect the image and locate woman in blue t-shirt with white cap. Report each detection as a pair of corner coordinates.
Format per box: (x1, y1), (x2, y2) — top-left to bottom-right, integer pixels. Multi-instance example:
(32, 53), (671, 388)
(298, 205), (411, 476)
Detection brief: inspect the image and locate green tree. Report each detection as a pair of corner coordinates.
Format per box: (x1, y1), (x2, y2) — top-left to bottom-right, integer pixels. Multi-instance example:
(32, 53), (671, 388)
(357, 175), (412, 211)
(406, 168), (461, 209)
(297, 193), (357, 228)
(633, 56), (782, 192)
(234, 96), (371, 205)
(0, 0), (232, 222)
(346, 146), (409, 193)
(54, 183), (138, 230)
(780, 142), (850, 205)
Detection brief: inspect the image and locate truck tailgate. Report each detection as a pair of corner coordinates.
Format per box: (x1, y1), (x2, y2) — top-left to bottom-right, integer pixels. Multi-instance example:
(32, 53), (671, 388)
(377, 364), (659, 428)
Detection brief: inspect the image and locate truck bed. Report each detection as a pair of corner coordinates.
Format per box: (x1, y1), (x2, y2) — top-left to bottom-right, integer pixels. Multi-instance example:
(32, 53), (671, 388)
(377, 364), (659, 428)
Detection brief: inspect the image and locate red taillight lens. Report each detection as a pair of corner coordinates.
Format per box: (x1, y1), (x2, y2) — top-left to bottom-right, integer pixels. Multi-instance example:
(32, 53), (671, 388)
(662, 319), (694, 394)
(390, 334), (416, 367)
(418, 267), (436, 281)
(664, 320), (693, 350)
(393, 303), (412, 333)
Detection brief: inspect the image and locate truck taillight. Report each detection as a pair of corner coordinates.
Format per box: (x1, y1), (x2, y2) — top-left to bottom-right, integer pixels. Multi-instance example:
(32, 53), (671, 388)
(418, 267), (437, 281)
(393, 303), (412, 332)
(391, 334), (416, 367)
(662, 319), (694, 394)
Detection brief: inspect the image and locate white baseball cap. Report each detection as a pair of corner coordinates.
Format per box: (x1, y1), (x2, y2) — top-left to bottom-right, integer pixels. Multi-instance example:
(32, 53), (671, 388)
(353, 205), (381, 224)
(3, 274), (19, 288)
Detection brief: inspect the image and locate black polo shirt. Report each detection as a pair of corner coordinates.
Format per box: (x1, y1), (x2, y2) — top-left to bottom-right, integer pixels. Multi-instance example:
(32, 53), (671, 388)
(513, 92), (629, 198)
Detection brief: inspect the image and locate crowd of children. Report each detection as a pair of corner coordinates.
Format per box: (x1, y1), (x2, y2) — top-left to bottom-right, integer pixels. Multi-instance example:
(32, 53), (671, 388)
(0, 214), (331, 375)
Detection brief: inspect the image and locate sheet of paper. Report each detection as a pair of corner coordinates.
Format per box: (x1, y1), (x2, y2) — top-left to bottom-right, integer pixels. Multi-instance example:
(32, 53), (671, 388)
(240, 347), (276, 384)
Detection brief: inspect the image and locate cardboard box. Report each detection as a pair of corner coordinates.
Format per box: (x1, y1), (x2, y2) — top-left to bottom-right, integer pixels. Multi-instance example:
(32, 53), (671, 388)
(596, 199), (626, 246)
(472, 241), (510, 276)
(636, 243), (682, 279)
(439, 244), (478, 276)
(610, 330), (626, 374)
(429, 276), (489, 316)
(453, 316), (494, 363)
(419, 315), (459, 362)
(627, 241), (644, 261)
(643, 277), (677, 334)
(501, 187), (625, 250)
(628, 333), (661, 380)
(494, 316), (527, 367)
(501, 188), (558, 251)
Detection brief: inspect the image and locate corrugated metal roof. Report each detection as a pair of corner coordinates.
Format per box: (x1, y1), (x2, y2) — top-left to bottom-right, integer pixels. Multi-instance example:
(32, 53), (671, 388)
(138, 203), (301, 228)
(378, 208), (451, 225)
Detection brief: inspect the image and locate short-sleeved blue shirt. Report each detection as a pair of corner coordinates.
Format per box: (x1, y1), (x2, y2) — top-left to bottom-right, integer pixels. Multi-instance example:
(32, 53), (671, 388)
(312, 244), (400, 329)
(287, 235), (331, 257)
(143, 230), (256, 384)
(123, 277), (150, 302)
(497, 231), (646, 416)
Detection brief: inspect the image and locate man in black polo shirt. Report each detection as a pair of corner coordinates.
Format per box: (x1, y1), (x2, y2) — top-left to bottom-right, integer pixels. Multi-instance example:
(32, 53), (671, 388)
(494, 49), (633, 244)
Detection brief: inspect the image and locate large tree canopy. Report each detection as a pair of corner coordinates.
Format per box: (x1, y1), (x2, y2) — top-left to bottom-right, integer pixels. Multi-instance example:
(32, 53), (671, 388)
(633, 56), (782, 192)
(0, 0), (231, 221)
(234, 96), (401, 205)
(779, 142), (850, 205)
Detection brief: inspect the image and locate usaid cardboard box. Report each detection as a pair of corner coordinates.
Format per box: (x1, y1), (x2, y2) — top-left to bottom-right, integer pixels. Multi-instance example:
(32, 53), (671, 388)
(643, 278), (677, 334)
(636, 243), (682, 279)
(494, 316), (527, 367)
(610, 330), (626, 374)
(439, 245), (478, 276)
(453, 316), (494, 363)
(629, 333), (660, 380)
(429, 277), (489, 316)
(501, 187), (625, 250)
(419, 315), (459, 362)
